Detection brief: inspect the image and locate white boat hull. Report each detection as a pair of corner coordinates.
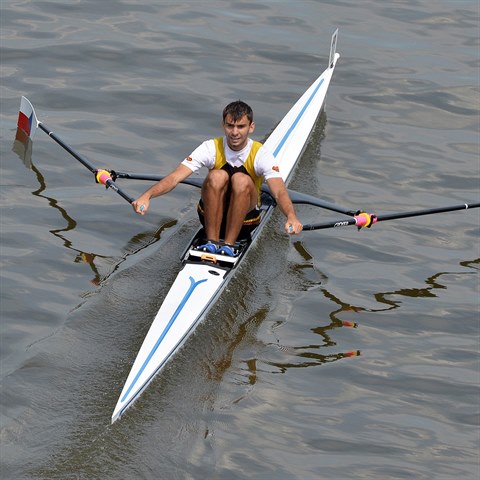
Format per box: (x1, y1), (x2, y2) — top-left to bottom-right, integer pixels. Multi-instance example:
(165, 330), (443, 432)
(112, 30), (340, 423)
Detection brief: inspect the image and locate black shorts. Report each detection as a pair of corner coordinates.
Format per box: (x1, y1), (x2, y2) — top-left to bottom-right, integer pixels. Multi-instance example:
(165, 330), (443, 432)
(197, 198), (261, 240)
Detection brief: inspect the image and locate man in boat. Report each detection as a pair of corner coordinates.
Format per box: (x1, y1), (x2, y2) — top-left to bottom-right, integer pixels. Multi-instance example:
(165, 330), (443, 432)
(132, 101), (302, 256)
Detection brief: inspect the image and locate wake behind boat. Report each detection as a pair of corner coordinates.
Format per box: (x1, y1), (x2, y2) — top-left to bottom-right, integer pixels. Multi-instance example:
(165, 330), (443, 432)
(111, 30), (341, 423)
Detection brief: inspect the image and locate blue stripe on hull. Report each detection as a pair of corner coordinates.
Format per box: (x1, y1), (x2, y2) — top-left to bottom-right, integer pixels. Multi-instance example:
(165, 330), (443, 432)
(273, 78), (324, 158)
(121, 276), (207, 403)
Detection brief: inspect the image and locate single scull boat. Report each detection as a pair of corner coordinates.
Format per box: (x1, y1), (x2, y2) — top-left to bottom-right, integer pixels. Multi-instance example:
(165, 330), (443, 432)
(111, 30), (340, 422)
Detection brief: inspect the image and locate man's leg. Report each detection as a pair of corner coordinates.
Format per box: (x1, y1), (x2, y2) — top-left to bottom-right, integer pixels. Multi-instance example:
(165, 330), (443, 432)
(201, 169), (230, 242)
(224, 173), (258, 245)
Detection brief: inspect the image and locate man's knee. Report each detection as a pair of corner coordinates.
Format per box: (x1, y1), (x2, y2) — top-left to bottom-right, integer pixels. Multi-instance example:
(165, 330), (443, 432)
(230, 173), (257, 208)
(230, 172), (254, 193)
(204, 169), (229, 191)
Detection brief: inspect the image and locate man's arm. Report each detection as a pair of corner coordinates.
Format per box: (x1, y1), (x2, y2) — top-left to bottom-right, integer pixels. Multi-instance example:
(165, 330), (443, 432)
(132, 163), (193, 215)
(266, 177), (303, 234)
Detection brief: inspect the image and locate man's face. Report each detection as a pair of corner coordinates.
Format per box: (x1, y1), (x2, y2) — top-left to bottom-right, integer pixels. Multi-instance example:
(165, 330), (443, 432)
(223, 114), (255, 151)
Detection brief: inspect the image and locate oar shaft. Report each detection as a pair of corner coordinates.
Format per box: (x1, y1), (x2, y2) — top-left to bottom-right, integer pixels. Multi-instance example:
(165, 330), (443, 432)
(303, 202), (480, 231)
(286, 189), (356, 216)
(38, 123), (135, 204)
(375, 203), (480, 222)
(38, 123), (96, 174)
(113, 171), (204, 190)
(303, 218), (358, 231)
(113, 171), (356, 216)
(102, 177), (135, 203)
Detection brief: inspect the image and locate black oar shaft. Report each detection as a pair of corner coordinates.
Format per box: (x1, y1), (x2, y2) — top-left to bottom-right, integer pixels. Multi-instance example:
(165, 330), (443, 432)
(376, 203), (480, 222)
(39, 122), (96, 174)
(38, 122), (135, 204)
(102, 177), (135, 203)
(114, 172), (205, 190)
(113, 171), (356, 216)
(303, 218), (357, 231)
(303, 202), (480, 231)
(286, 190), (356, 216)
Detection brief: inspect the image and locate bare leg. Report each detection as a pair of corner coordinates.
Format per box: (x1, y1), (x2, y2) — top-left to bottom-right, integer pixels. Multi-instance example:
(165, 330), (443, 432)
(201, 169), (229, 242)
(224, 173), (258, 245)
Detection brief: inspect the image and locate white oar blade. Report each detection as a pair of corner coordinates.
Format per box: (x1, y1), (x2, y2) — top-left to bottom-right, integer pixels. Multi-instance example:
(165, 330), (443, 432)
(18, 96), (39, 139)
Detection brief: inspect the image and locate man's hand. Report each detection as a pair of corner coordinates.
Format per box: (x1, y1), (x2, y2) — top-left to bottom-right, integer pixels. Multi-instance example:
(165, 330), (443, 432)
(132, 195), (150, 215)
(267, 177), (303, 235)
(285, 216), (303, 234)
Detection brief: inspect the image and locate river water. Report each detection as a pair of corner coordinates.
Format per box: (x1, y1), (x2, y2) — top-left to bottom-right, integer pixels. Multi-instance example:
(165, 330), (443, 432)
(1, 1), (479, 479)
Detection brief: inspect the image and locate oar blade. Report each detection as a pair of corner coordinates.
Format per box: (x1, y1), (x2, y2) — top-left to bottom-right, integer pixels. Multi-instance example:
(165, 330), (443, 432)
(18, 96), (39, 139)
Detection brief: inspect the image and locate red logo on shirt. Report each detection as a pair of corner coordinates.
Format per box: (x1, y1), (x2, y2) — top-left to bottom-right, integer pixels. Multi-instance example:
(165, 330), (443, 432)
(185, 156), (193, 161)
(272, 165), (280, 172)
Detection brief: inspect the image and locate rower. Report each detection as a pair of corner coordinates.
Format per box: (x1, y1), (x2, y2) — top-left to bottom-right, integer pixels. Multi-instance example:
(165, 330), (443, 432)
(132, 101), (303, 256)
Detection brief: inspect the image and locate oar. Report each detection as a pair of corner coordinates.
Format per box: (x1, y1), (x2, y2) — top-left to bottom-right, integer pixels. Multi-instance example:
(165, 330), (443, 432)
(17, 96), (135, 204)
(287, 189), (356, 216)
(112, 171), (357, 216)
(18, 97), (355, 217)
(112, 171), (205, 191)
(302, 202), (480, 231)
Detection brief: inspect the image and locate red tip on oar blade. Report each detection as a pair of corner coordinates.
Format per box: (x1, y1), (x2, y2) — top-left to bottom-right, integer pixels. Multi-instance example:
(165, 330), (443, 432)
(17, 111), (32, 136)
(18, 97), (38, 139)
(95, 169), (112, 185)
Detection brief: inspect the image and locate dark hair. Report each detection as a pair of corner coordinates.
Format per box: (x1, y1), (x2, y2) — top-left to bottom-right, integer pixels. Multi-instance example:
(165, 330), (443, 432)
(222, 100), (253, 123)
